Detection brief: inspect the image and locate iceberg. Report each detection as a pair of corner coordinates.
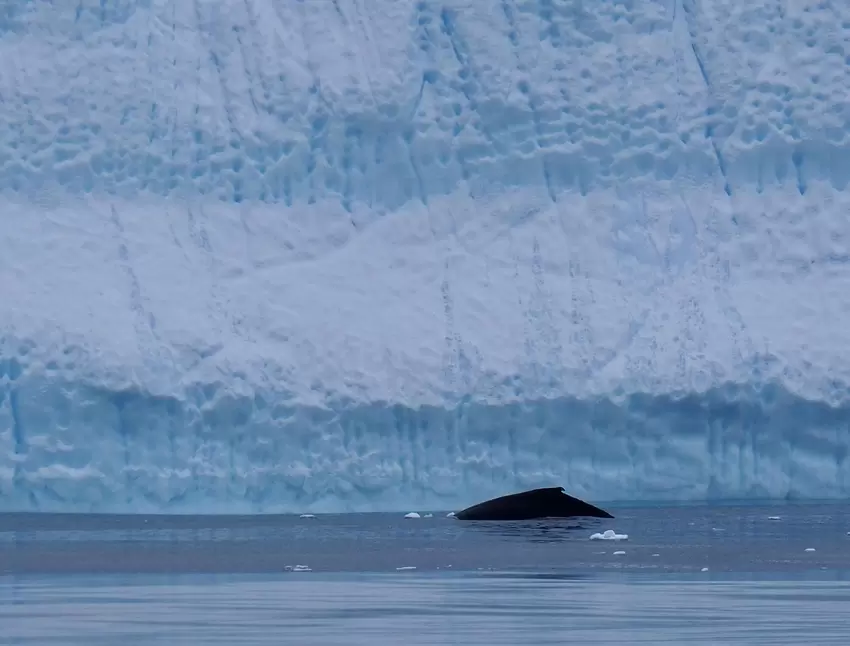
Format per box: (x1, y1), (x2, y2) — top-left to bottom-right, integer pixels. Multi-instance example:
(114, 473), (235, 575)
(1, 0), (849, 512)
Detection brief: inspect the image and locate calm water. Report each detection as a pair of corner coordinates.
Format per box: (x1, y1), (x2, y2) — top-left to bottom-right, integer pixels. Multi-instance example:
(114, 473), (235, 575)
(1, 502), (850, 644)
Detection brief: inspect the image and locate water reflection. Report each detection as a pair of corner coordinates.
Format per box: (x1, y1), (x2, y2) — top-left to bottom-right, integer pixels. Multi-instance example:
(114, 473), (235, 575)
(2, 573), (849, 645)
(458, 518), (591, 543)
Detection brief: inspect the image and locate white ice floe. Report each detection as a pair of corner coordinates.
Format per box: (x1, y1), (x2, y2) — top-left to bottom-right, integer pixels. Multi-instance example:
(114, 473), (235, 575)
(285, 565), (312, 572)
(590, 529), (628, 541)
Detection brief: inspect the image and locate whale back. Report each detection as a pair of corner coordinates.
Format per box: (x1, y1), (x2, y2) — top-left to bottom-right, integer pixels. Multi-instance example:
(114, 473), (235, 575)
(454, 486), (614, 521)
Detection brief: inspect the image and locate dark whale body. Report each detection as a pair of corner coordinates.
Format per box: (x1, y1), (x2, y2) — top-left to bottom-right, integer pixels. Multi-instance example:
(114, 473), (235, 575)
(454, 486), (614, 521)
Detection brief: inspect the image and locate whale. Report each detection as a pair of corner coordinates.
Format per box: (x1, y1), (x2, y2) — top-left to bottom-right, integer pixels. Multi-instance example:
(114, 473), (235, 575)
(453, 486), (614, 521)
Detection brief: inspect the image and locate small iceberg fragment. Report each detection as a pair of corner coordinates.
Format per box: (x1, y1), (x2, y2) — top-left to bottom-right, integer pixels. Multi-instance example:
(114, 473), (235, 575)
(446, 512), (456, 518)
(701, 567), (709, 572)
(396, 566), (416, 571)
(299, 514), (315, 519)
(612, 550), (626, 555)
(768, 516), (781, 521)
(805, 548), (816, 552)
(423, 513), (433, 518)
(590, 529), (628, 541)
(404, 512), (421, 519)
(285, 565), (312, 572)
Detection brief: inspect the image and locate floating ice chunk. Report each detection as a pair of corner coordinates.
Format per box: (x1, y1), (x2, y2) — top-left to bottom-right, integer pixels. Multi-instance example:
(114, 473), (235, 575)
(701, 567), (709, 572)
(396, 566), (416, 571)
(612, 550), (626, 555)
(768, 516), (781, 520)
(805, 547), (816, 552)
(285, 565), (312, 572)
(423, 513), (433, 518)
(404, 512), (421, 519)
(652, 554), (660, 557)
(590, 529), (628, 541)
(299, 514), (316, 519)
(446, 512), (456, 518)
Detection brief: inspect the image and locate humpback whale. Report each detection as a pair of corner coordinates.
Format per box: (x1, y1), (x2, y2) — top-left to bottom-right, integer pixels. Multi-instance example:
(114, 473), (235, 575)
(454, 486), (614, 521)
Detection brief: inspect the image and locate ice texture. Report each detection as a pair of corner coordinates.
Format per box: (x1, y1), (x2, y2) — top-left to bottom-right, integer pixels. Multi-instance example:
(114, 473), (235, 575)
(590, 530), (628, 542)
(1, 0), (850, 513)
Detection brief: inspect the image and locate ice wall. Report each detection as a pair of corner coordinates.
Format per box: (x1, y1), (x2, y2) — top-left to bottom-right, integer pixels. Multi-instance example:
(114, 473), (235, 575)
(1, 0), (850, 512)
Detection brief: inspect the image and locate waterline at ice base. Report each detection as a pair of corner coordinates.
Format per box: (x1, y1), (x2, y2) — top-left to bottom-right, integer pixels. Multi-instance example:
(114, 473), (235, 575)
(1, 1), (850, 514)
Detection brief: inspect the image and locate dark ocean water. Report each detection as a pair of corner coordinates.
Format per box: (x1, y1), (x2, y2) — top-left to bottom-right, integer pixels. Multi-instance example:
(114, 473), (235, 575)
(1, 502), (850, 644)
(2, 501), (848, 575)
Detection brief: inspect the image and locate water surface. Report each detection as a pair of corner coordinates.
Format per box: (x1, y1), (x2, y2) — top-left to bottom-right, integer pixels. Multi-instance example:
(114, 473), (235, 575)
(2, 502), (850, 644)
(1, 502), (848, 575)
(2, 572), (850, 645)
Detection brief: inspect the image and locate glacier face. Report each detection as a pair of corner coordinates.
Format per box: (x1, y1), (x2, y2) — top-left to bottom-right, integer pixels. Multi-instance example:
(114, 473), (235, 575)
(1, 0), (850, 512)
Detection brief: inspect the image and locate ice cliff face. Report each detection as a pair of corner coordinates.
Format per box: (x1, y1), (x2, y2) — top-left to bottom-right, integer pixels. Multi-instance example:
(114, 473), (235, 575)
(1, 0), (850, 512)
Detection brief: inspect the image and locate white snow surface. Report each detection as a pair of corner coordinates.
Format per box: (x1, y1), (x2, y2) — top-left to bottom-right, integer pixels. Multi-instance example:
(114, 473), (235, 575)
(2, 0), (850, 513)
